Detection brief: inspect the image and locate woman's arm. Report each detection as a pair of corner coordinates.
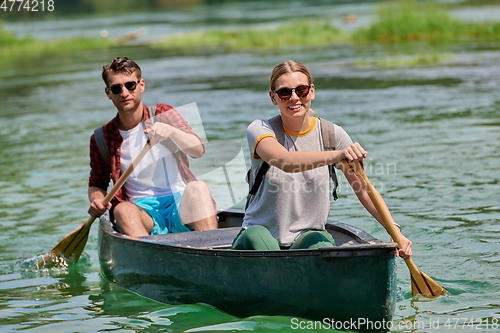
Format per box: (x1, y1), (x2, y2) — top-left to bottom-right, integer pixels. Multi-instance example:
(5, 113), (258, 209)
(255, 136), (367, 173)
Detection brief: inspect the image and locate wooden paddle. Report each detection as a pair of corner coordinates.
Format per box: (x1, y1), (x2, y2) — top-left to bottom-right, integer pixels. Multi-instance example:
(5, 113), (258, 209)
(38, 140), (154, 267)
(345, 161), (447, 297)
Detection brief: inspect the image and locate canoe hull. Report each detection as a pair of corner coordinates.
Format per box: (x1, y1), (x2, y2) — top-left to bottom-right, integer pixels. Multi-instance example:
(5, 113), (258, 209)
(99, 211), (397, 331)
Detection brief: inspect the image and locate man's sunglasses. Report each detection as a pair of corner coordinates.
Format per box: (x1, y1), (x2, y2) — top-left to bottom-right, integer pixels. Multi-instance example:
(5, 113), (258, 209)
(273, 84), (311, 100)
(108, 80), (140, 95)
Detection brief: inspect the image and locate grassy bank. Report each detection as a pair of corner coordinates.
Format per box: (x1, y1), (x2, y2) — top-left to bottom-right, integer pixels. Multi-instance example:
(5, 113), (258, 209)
(353, 53), (455, 68)
(154, 20), (346, 51)
(0, 24), (118, 60)
(2, 0), (500, 63)
(354, 0), (500, 42)
(153, 0), (500, 51)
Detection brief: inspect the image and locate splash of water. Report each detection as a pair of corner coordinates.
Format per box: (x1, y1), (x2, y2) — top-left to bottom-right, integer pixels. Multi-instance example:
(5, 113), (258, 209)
(16, 252), (69, 271)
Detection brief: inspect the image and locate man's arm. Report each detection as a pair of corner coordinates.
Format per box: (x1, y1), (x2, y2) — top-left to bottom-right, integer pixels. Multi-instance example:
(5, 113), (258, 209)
(147, 104), (205, 158)
(88, 186), (110, 218)
(145, 122), (204, 158)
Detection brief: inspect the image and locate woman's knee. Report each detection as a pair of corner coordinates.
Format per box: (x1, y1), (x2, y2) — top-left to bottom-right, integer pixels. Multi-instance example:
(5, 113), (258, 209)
(291, 230), (335, 249)
(232, 225), (279, 250)
(244, 225), (271, 239)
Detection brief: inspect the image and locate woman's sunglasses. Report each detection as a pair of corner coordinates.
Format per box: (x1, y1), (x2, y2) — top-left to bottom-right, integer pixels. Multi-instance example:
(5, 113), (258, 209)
(273, 84), (311, 100)
(108, 80), (140, 95)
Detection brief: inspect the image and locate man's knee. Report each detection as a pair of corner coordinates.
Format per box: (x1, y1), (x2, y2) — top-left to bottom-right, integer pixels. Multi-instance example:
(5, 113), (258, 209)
(185, 180), (211, 200)
(113, 201), (136, 217)
(113, 201), (145, 225)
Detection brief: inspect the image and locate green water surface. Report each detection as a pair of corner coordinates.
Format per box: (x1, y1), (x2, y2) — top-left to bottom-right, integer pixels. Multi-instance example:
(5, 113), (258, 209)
(1, 1), (499, 332)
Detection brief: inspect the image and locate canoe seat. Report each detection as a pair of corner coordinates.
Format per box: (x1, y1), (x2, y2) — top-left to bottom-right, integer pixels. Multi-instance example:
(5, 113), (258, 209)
(141, 227), (241, 249)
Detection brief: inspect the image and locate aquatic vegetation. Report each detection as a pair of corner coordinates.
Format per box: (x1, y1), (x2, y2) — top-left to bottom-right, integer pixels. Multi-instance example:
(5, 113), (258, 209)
(0, 23), (118, 60)
(354, 0), (500, 42)
(353, 53), (455, 68)
(153, 19), (345, 51)
(2, 0), (500, 66)
(154, 0), (500, 52)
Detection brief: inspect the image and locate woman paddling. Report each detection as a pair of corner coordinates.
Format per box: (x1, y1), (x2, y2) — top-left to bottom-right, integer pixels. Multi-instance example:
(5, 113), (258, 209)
(232, 60), (413, 257)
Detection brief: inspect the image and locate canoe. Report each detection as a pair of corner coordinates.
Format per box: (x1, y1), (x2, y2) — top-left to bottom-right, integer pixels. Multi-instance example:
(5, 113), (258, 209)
(98, 209), (397, 331)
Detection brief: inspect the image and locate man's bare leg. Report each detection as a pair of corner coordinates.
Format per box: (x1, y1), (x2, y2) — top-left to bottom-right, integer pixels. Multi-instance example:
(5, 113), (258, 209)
(180, 180), (218, 231)
(113, 201), (154, 236)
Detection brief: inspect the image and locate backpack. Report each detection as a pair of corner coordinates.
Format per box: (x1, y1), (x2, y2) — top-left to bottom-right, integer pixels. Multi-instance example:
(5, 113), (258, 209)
(93, 105), (178, 164)
(246, 115), (339, 209)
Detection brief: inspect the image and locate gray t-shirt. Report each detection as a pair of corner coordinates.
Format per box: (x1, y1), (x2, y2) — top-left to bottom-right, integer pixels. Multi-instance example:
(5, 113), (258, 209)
(243, 116), (353, 246)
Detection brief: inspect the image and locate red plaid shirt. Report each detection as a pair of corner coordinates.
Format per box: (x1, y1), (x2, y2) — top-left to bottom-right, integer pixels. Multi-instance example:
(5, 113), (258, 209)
(89, 103), (199, 207)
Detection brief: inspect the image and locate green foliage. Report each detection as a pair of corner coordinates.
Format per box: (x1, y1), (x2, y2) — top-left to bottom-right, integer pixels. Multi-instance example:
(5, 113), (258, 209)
(354, 0), (500, 42)
(354, 53), (454, 68)
(2, 0), (500, 65)
(0, 23), (118, 60)
(153, 20), (344, 50)
(0, 25), (21, 45)
(156, 0), (500, 51)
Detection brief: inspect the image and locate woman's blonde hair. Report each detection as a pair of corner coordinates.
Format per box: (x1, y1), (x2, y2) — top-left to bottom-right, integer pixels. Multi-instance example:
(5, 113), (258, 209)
(269, 60), (313, 91)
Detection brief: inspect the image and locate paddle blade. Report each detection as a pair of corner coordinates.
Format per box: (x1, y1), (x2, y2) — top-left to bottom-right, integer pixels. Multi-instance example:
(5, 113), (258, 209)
(407, 260), (447, 297)
(37, 217), (95, 267)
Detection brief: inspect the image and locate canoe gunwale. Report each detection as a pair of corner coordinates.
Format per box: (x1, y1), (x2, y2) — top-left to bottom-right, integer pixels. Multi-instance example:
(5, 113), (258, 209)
(99, 212), (397, 258)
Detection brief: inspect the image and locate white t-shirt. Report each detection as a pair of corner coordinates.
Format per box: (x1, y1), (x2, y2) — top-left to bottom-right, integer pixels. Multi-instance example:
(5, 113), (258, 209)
(119, 123), (186, 202)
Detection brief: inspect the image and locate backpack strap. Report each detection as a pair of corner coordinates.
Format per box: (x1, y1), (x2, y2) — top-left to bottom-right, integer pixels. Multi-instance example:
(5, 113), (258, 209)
(93, 126), (110, 164)
(248, 162), (269, 196)
(318, 118), (339, 201)
(147, 105), (155, 124)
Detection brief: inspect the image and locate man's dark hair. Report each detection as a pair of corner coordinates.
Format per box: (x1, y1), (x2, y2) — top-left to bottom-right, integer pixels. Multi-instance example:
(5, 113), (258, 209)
(102, 57), (142, 86)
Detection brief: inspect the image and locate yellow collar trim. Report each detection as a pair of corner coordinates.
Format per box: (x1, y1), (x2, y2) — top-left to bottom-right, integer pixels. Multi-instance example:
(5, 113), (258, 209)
(283, 117), (316, 137)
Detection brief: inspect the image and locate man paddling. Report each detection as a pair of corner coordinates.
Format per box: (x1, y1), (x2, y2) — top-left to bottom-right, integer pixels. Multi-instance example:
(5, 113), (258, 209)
(87, 57), (218, 236)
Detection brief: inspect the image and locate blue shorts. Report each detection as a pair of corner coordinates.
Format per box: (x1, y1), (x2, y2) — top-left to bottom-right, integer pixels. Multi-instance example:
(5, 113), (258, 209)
(133, 192), (191, 235)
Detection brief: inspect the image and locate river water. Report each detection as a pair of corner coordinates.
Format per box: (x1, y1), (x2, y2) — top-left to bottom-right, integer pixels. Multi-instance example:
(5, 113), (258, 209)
(1, 1), (499, 332)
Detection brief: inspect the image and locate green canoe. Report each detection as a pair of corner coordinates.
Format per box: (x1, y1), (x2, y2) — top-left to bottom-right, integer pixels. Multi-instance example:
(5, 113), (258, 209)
(99, 209), (397, 332)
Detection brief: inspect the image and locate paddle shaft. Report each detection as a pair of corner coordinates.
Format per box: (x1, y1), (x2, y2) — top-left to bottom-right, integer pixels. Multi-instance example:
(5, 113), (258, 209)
(99, 139), (153, 207)
(346, 161), (446, 297)
(83, 139), (154, 229)
(348, 162), (402, 245)
(350, 163), (421, 276)
(40, 140), (154, 265)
